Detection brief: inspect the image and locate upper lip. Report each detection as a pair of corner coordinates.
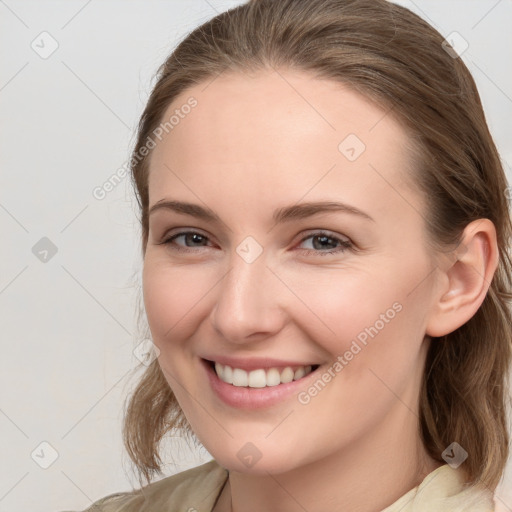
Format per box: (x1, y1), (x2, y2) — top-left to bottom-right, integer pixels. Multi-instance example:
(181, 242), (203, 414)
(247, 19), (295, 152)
(202, 355), (320, 372)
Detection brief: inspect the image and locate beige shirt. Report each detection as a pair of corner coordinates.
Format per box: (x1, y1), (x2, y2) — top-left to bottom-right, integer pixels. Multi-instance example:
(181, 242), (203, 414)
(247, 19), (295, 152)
(68, 459), (495, 512)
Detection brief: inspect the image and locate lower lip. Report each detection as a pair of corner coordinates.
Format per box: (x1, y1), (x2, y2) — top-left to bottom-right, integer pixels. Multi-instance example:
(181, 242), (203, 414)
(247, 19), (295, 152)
(201, 359), (320, 409)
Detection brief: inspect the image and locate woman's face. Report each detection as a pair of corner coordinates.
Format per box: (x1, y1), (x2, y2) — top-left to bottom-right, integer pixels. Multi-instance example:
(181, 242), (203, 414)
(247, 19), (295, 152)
(143, 68), (443, 474)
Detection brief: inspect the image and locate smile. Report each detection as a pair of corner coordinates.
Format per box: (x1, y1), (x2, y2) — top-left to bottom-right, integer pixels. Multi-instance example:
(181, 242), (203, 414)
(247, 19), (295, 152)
(201, 357), (323, 409)
(213, 361), (319, 388)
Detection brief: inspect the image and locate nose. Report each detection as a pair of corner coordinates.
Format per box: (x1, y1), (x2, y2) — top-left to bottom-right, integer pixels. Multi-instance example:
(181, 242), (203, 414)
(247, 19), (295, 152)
(209, 247), (286, 344)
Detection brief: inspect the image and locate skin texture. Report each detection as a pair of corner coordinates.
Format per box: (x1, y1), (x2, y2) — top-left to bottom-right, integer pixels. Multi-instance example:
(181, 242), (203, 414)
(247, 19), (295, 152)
(142, 68), (498, 512)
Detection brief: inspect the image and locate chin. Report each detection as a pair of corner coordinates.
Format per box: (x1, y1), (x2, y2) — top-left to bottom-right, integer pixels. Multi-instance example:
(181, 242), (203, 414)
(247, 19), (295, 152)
(206, 445), (306, 476)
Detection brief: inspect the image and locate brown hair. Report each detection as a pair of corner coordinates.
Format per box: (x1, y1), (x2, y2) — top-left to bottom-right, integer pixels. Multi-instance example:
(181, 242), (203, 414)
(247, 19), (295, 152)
(122, 0), (512, 491)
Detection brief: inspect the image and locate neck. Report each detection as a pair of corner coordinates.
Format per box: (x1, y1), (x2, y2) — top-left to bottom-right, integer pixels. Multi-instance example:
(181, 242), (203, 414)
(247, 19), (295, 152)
(216, 403), (441, 512)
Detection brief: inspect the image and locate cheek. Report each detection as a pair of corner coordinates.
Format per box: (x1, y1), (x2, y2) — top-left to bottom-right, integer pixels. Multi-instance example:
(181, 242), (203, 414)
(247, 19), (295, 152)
(142, 259), (212, 350)
(285, 259), (431, 367)
(283, 269), (401, 344)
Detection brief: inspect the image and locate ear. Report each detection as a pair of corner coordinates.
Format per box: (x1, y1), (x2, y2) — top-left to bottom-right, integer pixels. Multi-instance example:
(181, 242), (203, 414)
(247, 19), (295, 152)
(425, 219), (499, 338)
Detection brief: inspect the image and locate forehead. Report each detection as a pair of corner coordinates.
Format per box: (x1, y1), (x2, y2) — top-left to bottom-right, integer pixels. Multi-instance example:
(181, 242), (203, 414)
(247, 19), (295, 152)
(147, 68), (421, 222)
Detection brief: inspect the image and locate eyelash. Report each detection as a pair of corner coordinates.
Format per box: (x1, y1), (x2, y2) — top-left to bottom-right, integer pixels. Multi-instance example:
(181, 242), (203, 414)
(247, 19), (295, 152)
(159, 230), (353, 256)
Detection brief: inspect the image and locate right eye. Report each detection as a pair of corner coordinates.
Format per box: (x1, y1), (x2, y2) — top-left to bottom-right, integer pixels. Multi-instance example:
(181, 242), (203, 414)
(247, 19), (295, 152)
(160, 230), (214, 252)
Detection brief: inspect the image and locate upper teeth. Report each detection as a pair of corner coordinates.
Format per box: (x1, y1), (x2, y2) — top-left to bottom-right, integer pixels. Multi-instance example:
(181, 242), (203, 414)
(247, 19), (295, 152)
(214, 362), (314, 388)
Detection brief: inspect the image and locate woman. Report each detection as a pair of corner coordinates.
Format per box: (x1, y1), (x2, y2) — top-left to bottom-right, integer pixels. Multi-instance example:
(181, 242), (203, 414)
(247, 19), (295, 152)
(71, 0), (512, 510)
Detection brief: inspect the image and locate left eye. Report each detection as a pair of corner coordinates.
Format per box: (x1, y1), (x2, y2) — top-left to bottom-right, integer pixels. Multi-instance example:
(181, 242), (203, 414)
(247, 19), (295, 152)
(160, 230), (352, 255)
(297, 232), (352, 255)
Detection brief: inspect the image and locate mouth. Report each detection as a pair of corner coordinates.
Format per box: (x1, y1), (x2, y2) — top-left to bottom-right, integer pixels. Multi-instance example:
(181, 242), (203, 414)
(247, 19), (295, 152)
(204, 359), (321, 388)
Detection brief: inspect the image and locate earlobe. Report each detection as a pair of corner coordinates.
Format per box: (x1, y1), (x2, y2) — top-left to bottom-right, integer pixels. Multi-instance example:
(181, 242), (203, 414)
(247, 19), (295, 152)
(425, 219), (499, 338)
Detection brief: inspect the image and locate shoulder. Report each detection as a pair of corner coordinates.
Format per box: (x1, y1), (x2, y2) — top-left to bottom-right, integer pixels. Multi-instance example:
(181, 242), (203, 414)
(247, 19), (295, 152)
(382, 463), (495, 512)
(63, 459), (228, 512)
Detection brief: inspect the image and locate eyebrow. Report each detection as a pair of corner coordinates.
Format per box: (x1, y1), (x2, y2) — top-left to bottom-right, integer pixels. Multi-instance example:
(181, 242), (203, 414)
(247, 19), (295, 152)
(148, 199), (375, 224)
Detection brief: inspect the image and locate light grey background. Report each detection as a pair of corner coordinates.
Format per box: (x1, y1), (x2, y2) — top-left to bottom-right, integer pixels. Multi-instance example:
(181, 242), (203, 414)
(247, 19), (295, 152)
(0, 1), (511, 511)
